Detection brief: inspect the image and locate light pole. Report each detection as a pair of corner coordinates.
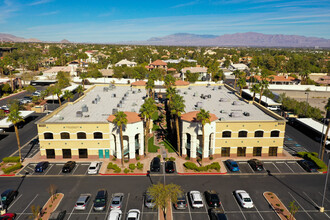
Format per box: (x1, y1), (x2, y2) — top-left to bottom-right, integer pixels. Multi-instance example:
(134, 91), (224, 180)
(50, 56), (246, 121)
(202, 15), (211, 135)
(305, 92), (309, 116)
(320, 149), (330, 212)
(319, 119), (326, 159)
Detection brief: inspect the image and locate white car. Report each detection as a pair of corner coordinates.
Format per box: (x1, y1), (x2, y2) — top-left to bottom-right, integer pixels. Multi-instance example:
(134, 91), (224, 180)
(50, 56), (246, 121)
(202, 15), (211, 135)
(108, 209), (122, 220)
(189, 191), (204, 208)
(126, 209), (140, 220)
(74, 193), (91, 210)
(234, 190), (254, 208)
(88, 162), (100, 174)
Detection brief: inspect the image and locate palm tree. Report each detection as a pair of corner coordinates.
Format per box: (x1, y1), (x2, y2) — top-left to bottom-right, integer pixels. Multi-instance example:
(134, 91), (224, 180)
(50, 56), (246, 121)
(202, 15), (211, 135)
(63, 90), (74, 102)
(146, 79), (155, 98)
(170, 94), (185, 156)
(321, 99), (330, 160)
(250, 84), (261, 102)
(52, 87), (62, 106)
(140, 98), (157, 154)
(237, 77), (247, 96)
(196, 109), (211, 159)
(76, 85), (84, 97)
(113, 111), (128, 167)
(233, 70), (241, 89)
(258, 70), (272, 104)
(7, 103), (24, 162)
(79, 72), (88, 90)
(164, 74), (175, 89)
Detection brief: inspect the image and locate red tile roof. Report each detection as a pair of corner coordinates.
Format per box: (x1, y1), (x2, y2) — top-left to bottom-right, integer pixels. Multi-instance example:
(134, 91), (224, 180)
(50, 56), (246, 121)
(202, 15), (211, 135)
(167, 68), (176, 71)
(131, 80), (146, 86)
(175, 80), (189, 86)
(247, 75), (297, 82)
(107, 112), (142, 124)
(181, 111), (218, 122)
(150, 60), (167, 66)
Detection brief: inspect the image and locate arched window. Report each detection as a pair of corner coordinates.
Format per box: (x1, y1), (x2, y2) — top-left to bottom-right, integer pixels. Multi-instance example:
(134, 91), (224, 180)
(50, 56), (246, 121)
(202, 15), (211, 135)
(254, 131), (264, 137)
(94, 132), (103, 139)
(238, 131), (248, 138)
(77, 132), (86, 139)
(60, 132), (70, 139)
(44, 132), (53, 139)
(271, 130), (280, 137)
(222, 131), (231, 138)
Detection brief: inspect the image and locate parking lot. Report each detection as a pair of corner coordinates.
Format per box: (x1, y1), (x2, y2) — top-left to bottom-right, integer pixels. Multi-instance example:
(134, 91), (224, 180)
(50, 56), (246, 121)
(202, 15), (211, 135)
(224, 160), (309, 175)
(17, 162), (99, 176)
(150, 162), (177, 175)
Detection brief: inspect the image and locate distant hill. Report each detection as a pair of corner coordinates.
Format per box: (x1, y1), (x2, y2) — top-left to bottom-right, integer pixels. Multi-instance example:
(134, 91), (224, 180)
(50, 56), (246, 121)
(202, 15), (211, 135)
(133, 32), (330, 48)
(0, 33), (42, 43)
(60, 39), (71, 43)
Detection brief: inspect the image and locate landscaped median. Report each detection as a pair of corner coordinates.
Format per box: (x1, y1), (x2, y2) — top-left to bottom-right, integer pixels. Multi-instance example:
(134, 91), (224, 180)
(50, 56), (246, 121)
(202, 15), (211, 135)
(263, 192), (296, 220)
(0, 157), (22, 176)
(178, 161), (227, 175)
(297, 152), (327, 173)
(100, 161), (146, 175)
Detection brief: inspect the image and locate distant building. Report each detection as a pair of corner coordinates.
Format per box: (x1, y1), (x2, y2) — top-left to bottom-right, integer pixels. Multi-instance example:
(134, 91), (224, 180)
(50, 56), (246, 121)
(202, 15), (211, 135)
(315, 76), (330, 86)
(85, 50), (98, 64)
(146, 60), (167, 71)
(247, 75), (300, 85)
(163, 58), (197, 64)
(229, 63), (249, 71)
(43, 66), (77, 79)
(181, 66), (209, 81)
(115, 59), (137, 67)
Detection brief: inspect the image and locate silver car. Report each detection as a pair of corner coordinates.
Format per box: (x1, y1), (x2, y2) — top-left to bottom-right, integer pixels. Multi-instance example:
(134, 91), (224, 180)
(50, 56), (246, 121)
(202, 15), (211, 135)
(74, 193), (91, 210)
(110, 193), (124, 209)
(144, 192), (155, 209)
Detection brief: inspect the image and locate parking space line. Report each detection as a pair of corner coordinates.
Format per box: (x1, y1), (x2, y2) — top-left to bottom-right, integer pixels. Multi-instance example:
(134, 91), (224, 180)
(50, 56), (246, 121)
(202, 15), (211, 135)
(7, 194), (23, 210)
(103, 194), (112, 220)
(319, 192), (330, 204)
(123, 193), (130, 217)
(66, 206), (76, 220)
(232, 194), (247, 220)
(288, 192), (313, 219)
(272, 163), (282, 173)
(16, 194), (38, 220)
(303, 192), (320, 209)
(324, 212), (330, 219)
(141, 195), (144, 220)
(202, 195), (210, 220)
(284, 162), (294, 173)
(254, 205), (265, 220)
(186, 194), (193, 220)
(44, 164), (54, 175)
(85, 203), (94, 220)
(247, 163), (255, 173)
(71, 164), (79, 175)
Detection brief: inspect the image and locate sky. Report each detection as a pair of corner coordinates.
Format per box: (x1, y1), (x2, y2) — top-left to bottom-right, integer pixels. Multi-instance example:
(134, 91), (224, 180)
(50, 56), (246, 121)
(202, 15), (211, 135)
(1, 0), (330, 42)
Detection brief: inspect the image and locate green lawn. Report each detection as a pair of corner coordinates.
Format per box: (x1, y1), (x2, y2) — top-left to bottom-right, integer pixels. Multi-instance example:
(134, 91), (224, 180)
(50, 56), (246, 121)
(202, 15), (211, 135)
(160, 139), (176, 153)
(148, 137), (159, 153)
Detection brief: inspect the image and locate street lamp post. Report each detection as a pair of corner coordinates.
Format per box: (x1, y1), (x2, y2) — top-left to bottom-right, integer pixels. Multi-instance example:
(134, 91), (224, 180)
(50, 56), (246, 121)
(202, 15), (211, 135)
(320, 150), (330, 212)
(305, 92), (309, 116)
(319, 119), (326, 159)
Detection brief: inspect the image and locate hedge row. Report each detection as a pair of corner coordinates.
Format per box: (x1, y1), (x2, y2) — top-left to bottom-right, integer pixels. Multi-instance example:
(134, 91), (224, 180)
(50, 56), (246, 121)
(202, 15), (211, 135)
(2, 157), (20, 163)
(2, 163), (22, 174)
(297, 152), (327, 172)
(184, 162), (220, 172)
(107, 162), (121, 173)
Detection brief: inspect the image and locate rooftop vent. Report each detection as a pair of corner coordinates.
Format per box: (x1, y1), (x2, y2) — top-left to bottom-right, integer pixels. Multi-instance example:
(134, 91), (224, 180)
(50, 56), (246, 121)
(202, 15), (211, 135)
(132, 102), (137, 106)
(219, 98), (228, 102)
(177, 89), (181, 93)
(218, 86), (222, 89)
(117, 103), (122, 108)
(193, 92), (199, 97)
(232, 101), (239, 105)
(184, 91), (187, 95)
(111, 94), (116, 98)
(59, 116), (64, 120)
(82, 105), (88, 112)
(138, 89), (141, 93)
(76, 111), (83, 117)
(132, 90), (136, 94)
(218, 117), (225, 121)
(243, 112), (250, 116)
(103, 87), (109, 92)
(230, 112), (241, 117)
(84, 114), (90, 117)
(96, 95), (101, 101)
(188, 87), (192, 90)
(112, 108), (118, 114)
(212, 87), (218, 91)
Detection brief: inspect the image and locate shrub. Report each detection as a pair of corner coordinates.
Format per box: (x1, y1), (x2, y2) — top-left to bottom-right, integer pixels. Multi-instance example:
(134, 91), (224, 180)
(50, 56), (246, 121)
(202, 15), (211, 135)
(124, 168), (130, 174)
(185, 156), (190, 160)
(276, 204), (280, 207)
(197, 158), (202, 162)
(169, 157), (175, 161)
(209, 156), (213, 160)
(129, 164), (136, 171)
(124, 159), (129, 163)
(2, 163), (22, 174)
(183, 162), (221, 172)
(2, 157), (20, 163)
(112, 157), (117, 161)
(107, 162), (114, 169)
(136, 156), (140, 161)
(297, 151), (327, 172)
(137, 162), (144, 170)
(157, 155), (161, 159)
(114, 167), (121, 173)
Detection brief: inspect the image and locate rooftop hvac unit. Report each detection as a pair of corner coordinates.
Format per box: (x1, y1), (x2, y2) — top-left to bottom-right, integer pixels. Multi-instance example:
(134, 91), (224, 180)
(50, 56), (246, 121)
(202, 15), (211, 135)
(96, 95), (101, 101)
(76, 111), (83, 117)
(212, 87), (218, 91)
(243, 112), (250, 116)
(188, 87), (192, 90)
(193, 92), (198, 97)
(103, 87), (109, 92)
(111, 94), (116, 98)
(232, 101), (239, 105)
(218, 86), (222, 89)
(131, 108), (136, 112)
(112, 108), (118, 114)
(132, 102), (137, 106)
(208, 94), (211, 98)
(218, 117), (225, 121)
(230, 112), (241, 117)
(117, 103), (122, 108)
(184, 91), (187, 95)
(59, 116), (64, 120)
(138, 89), (141, 93)
(132, 90), (136, 94)
(196, 101), (203, 108)
(177, 89), (181, 93)
(84, 114), (90, 117)
(82, 105), (88, 112)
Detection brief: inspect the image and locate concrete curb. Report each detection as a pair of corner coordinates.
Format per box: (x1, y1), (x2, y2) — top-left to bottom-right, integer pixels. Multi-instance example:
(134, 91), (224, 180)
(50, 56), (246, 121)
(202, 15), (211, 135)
(0, 174), (15, 177)
(99, 173), (147, 176)
(0, 90), (26, 101)
(177, 172), (227, 175)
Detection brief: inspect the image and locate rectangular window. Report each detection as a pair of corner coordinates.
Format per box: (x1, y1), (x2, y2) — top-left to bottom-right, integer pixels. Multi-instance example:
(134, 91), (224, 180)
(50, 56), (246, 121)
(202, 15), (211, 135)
(62, 149), (72, 159)
(221, 147), (230, 157)
(79, 149), (88, 158)
(237, 147), (246, 157)
(253, 147), (262, 156)
(46, 149), (55, 159)
(269, 147), (278, 156)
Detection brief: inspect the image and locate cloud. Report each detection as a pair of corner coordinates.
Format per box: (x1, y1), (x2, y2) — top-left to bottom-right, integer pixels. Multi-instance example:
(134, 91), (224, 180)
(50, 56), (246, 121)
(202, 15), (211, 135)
(0, 0), (21, 23)
(172, 0), (200, 8)
(29, 0), (53, 6)
(39, 10), (59, 16)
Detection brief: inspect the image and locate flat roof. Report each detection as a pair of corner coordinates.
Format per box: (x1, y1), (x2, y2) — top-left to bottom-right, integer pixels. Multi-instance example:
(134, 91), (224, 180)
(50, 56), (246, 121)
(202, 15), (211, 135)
(179, 86), (276, 121)
(242, 89), (281, 106)
(0, 111), (35, 128)
(296, 118), (329, 138)
(45, 85), (146, 123)
(45, 84), (79, 100)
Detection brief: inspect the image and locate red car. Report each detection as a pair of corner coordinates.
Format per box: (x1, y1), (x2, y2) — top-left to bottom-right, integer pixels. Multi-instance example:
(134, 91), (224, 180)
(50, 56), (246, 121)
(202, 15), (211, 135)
(0, 213), (16, 220)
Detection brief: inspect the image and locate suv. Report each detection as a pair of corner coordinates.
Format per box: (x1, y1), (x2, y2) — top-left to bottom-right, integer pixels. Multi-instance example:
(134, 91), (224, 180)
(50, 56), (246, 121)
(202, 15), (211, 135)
(35, 161), (49, 173)
(88, 162), (100, 175)
(204, 190), (221, 208)
(74, 194), (91, 210)
(174, 192), (187, 210)
(62, 161), (76, 173)
(0, 189), (18, 209)
(165, 161), (175, 173)
(189, 191), (204, 208)
(49, 210), (66, 220)
(110, 193), (124, 209)
(108, 209), (122, 220)
(209, 208), (228, 220)
(150, 157), (160, 172)
(126, 209), (140, 220)
(93, 189), (108, 211)
(248, 159), (264, 171)
(0, 213), (16, 220)
(297, 160), (319, 172)
(144, 191), (155, 209)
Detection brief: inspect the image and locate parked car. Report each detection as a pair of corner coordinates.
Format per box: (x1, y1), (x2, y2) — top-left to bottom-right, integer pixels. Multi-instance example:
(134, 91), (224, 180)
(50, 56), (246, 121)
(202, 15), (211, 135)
(150, 157), (161, 172)
(204, 190), (221, 208)
(0, 213), (16, 220)
(32, 91), (41, 96)
(93, 189), (108, 211)
(74, 194), (91, 210)
(35, 161), (49, 173)
(189, 191), (204, 208)
(248, 159), (264, 171)
(234, 190), (254, 208)
(165, 161), (175, 173)
(209, 208), (228, 220)
(62, 161), (76, 173)
(225, 159), (240, 172)
(144, 191), (155, 209)
(0, 189), (18, 209)
(30, 138), (39, 145)
(0, 105), (9, 114)
(174, 192), (187, 210)
(297, 160), (319, 172)
(49, 210), (66, 220)
(126, 209), (140, 220)
(108, 209), (122, 220)
(88, 162), (100, 175)
(110, 193), (124, 209)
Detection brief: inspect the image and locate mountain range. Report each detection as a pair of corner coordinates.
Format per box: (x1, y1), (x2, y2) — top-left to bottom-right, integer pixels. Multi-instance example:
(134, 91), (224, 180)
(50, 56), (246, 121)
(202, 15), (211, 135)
(1, 32), (330, 48)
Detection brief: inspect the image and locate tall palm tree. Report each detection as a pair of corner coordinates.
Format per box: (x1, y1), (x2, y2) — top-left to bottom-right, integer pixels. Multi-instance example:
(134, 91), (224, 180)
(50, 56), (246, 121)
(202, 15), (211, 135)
(250, 84), (261, 102)
(146, 79), (155, 98)
(76, 85), (84, 97)
(63, 90), (74, 102)
(164, 74), (175, 89)
(170, 94), (185, 156)
(237, 77), (247, 96)
(113, 111), (128, 167)
(196, 109), (211, 159)
(140, 98), (157, 154)
(52, 87), (62, 106)
(7, 103), (24, 162)
(258, 70), (272, 104)
(79, 72), (88, 90)
(233, 70), (241, 89)
(321, 99), (330, 160)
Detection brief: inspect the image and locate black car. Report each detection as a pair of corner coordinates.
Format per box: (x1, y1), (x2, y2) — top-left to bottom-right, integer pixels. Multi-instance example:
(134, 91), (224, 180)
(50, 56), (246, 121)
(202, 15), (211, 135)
(297, 160), (319, 172)
(204, 190), (221, 208)
(165, 161), (175, 173)
(35, 161), (49, 173)
(209, 208), (228, 220)
(62, 161), (76, 173)
(150, 157), (161, 172)
(248, 159), (264, 171)
(30, 138), (39, 145)
(49, 210), (66, 220)
(93, 189), (108, 211)
(0, 189), (18, 209)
